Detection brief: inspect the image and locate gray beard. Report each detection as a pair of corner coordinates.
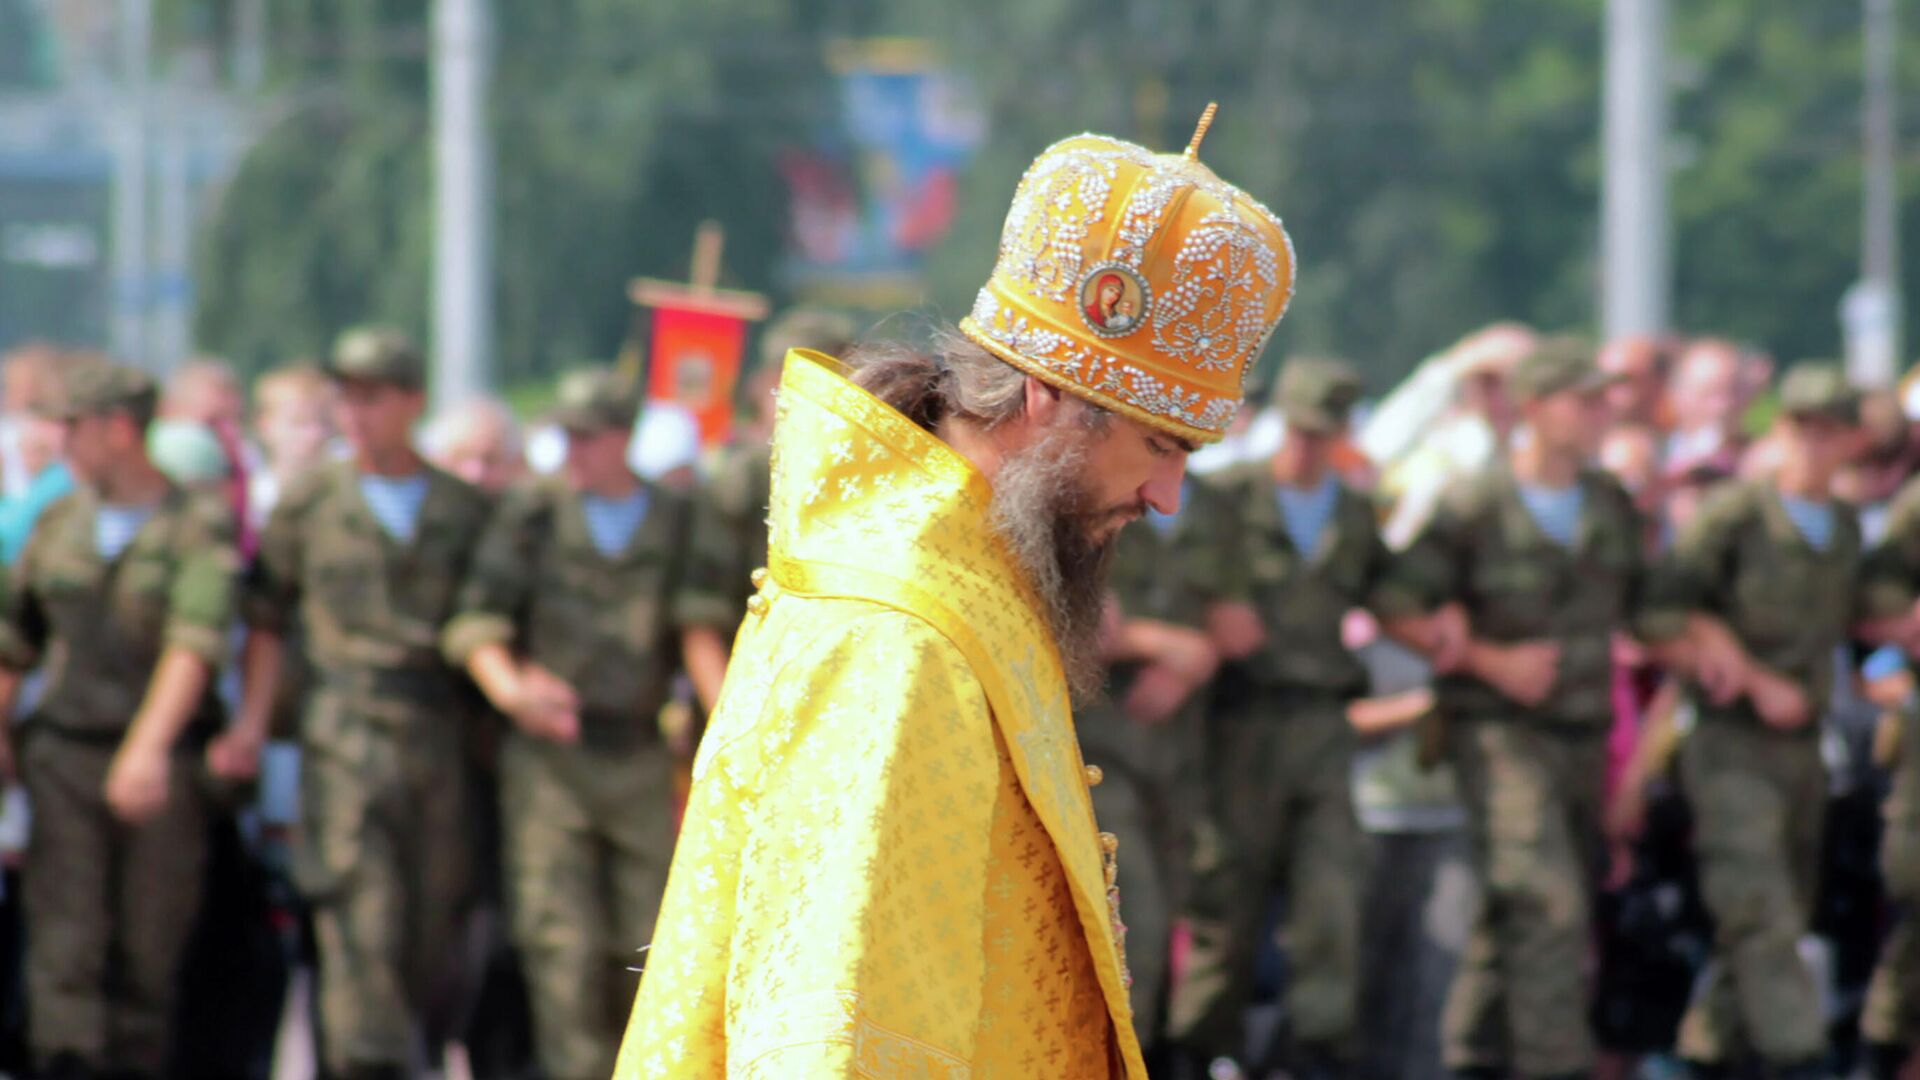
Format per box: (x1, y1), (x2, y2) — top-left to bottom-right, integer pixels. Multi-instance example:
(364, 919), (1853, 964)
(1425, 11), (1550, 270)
(988, 429), (1119, 704)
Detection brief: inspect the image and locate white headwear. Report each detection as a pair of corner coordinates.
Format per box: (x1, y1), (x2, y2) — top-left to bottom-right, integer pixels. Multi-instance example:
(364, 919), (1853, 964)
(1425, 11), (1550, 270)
(628, 402), (702, 481)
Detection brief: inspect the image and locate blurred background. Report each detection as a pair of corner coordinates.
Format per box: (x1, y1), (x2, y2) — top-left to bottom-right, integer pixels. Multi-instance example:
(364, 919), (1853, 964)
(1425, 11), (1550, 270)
(0, 0), (1914, 406)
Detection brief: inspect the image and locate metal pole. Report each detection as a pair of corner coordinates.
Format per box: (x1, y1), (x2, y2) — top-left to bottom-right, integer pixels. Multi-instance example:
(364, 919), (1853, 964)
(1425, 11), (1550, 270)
(110, 0), (152, 365)
(1851, 0), (1901, 386)
(234, 0), (266, 92)
(1600, 0), (1671, 339)
(151, 83), (192, 376)
(431, 0), (493, 413)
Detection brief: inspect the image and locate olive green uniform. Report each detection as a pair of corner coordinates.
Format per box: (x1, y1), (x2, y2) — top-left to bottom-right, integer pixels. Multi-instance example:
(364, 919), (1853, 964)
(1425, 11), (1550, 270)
(695, 441), (771, 641)
(443, 474), (731, 1080)
(1852, 476), (1920, 1051)
(1866, 698), (1920, 1053)
(245, 459), (491, 1075)
(1167, 464), (1390, 1063)
(1076, 487), (1215, 1046)
(0, 484), (239, 1076)
(1638, 479), (1862, 1068)
(1376, 465), (1644, 1078)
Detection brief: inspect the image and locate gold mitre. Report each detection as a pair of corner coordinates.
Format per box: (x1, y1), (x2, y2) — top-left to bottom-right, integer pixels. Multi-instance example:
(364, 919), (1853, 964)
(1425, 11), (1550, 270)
(959, 104), (1295, 444)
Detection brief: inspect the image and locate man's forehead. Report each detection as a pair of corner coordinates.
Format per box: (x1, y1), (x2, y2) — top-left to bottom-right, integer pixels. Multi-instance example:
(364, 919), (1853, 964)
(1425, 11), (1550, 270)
(1114, 411), (1196, 453)
(336, 376), (415, 396)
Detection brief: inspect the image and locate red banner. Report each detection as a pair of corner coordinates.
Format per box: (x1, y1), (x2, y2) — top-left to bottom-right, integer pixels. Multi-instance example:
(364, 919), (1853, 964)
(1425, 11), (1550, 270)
(647, 305), (749, 446)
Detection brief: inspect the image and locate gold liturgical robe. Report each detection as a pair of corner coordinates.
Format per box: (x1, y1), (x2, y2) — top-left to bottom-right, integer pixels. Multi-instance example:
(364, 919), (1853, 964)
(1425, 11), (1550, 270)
(615, 350), (1146, 1079)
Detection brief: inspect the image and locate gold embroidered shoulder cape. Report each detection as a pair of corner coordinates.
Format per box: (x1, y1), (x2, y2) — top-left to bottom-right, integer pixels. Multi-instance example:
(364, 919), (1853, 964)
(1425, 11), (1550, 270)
(615, 350), (1146, 1079)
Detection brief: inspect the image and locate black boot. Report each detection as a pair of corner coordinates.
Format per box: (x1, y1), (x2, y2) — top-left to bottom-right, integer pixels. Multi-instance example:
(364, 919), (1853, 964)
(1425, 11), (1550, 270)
(1291, 1043), (1350, 1080)
(38, 1053), (97, 1080)
(1870, 1043), (1913, 1080)
(1767, 1060), (1828, 1080)
(1684, 1062), (1731, 1080)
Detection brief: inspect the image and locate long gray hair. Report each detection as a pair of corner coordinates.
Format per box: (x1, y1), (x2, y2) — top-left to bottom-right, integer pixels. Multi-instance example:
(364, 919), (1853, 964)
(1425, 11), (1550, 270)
(841, 325), (1117, 701)
(843, 325), (1108, 435)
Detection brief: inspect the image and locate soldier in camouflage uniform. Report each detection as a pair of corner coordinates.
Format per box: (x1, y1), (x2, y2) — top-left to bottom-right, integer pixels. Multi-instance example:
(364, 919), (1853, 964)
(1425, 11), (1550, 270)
(1635, 364), (1866, 1079)
(1078, 479), (1219, 1057)
(1376, 340), (1643, 1080)
(443, 369), (732, 1080)
(1865, 690), (1920, 1079)
(0, 361), (241, 1080)
(1859, 469), (1920, 1079)
(231, 329), (492, 1080)
(1167, 358), (1388, 1079)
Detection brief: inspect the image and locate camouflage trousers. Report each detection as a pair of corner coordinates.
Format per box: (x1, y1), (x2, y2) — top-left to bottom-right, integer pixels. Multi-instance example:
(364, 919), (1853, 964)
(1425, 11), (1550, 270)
(1078, 698), (1201, 1048)
(295, 688), (473, 1074)
(1865, 839), (1920, 1049)
(1675, 718), (1826, 1068)
(1442, 717), (1605, 1079)
(500, 733), (678, 1080)
(22, 730), (209, 1075)
(1866, 707), (1920, 1049)
(1167, 691), (1360, 1060)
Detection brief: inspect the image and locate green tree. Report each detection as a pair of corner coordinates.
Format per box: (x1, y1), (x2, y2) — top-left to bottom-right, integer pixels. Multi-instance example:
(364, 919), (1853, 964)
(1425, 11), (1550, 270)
(184, 0), (813, 382)
(174, 0), (1920, 392)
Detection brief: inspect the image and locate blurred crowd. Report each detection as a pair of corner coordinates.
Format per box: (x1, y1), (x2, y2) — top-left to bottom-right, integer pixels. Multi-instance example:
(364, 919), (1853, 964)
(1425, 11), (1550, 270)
(1, 311), (1920, 1080)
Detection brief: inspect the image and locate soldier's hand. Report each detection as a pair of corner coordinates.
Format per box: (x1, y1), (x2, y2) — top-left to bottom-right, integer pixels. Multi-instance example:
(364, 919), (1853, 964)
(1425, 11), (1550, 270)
(206, 729), (264, 781)
(0, 734), (13, 785)
(1157, 626), (1220, 686)
(1677, 616), (1751, 705)
(1470, 639), (1560, 708)
(1691, 640), (1748, 707)
(1427, 605), (1471, 674)
(1748, 667), (1812, 731)
(1206, 602), (1266, 660)
(1123, 665), (1191, 726)
(515, 665), (582, 744)
(105, 743), (171, 825)
(1446, 322), (1537, 378)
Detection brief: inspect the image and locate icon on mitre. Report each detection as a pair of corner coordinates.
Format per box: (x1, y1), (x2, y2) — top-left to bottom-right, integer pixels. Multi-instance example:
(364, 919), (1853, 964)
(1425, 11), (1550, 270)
(1078, 263), (1149, 338)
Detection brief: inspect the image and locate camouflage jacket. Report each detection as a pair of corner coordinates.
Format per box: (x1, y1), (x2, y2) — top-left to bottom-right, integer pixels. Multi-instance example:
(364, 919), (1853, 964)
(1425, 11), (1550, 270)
(1378, 464), (1645, 727)
(442, 475), (730, 749)
(1859, 473), (1920, 622)
(1639, 479), (1861, 729)
(694, 440), (773, 638)
(1206, 463), (1392, 699)
(244, 460), (490, 716)
(0, 484), (239, 738)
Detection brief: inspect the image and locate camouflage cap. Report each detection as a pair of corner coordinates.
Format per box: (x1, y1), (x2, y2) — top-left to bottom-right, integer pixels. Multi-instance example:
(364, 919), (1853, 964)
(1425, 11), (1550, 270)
(327, 326), (424, 388)
(1778, 362), (1859, 424)
(1275, 356), (1363, 434)
(547, 367), (641, 433)
(758, 306), (859, 369)
(50, 359), (158, 422)
(1509, 335), (1610, 401)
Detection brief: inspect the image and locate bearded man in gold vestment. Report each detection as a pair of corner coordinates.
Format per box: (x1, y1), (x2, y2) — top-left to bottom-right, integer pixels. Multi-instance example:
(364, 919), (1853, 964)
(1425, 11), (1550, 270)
(615, 108), (1295, 1080)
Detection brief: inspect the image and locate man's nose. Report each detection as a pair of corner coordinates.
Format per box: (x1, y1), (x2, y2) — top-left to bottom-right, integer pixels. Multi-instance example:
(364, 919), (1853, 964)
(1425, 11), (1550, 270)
(1142, 457), (1186, 516)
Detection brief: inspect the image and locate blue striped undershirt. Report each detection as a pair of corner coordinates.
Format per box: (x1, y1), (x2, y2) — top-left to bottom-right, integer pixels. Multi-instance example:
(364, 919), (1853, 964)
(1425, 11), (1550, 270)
(582, 489), (650, 558)
(358, 474), (430, 544)
(1517, 482), (1584, 549)
(94, 504), (155, 560)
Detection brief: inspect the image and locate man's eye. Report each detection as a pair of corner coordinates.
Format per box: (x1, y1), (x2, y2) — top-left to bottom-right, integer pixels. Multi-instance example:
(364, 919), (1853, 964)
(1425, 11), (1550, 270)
(1147, 438), (1170, 458)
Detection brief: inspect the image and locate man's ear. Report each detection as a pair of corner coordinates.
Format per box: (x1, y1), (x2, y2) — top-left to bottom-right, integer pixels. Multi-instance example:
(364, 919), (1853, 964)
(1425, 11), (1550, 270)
(1023, 375), (1064, 427)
